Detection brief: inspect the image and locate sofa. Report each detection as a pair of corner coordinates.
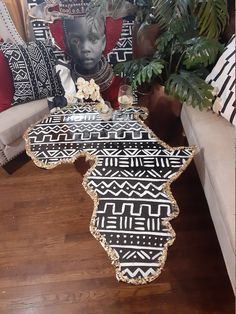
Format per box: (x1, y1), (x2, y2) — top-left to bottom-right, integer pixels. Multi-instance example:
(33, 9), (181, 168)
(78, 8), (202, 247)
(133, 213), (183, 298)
(0, 98), (49, 167)
(0, 40), (64, 168)
(181, 105), (235, 294)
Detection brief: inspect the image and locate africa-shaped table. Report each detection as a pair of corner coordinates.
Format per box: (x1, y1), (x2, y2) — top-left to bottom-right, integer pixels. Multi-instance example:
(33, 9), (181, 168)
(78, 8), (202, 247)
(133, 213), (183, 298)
(24, 103), (194, 285)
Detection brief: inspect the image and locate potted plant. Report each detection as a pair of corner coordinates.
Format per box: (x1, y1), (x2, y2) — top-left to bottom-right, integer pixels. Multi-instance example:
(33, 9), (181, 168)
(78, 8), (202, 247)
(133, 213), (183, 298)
(87, 0), (228, 110)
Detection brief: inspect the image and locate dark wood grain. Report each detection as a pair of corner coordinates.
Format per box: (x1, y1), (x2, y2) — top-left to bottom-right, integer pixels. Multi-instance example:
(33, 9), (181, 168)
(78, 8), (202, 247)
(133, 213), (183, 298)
(0, 98), (234, 313)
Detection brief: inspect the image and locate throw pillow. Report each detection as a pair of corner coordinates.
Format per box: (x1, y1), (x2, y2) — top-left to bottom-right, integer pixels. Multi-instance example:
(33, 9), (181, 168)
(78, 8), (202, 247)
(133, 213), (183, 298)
(206, 35), (235, 126)
(0, 41), (64, 106)
(0, 51), (14, 113)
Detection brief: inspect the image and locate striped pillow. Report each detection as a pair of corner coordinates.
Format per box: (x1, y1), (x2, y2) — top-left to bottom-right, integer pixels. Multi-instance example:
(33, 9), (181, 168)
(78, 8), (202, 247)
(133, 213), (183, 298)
(206, 35), (235, 126)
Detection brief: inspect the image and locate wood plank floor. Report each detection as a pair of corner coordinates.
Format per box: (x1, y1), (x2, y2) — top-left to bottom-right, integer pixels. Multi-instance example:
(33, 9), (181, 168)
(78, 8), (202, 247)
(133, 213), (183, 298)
(0, 109), (234, 313)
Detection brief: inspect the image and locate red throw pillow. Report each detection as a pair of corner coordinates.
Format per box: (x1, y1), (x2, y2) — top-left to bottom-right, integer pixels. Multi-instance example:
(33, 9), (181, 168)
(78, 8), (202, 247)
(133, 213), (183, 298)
(49, 20), (67, 52)
(0, 51), (14, 112)
(104, 17), (123, 55)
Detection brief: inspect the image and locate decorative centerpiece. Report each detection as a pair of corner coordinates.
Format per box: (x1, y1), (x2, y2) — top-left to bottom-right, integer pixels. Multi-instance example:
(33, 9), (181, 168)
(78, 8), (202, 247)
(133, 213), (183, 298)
(76, 77), (102, 103)
(69, 77), (113, 120)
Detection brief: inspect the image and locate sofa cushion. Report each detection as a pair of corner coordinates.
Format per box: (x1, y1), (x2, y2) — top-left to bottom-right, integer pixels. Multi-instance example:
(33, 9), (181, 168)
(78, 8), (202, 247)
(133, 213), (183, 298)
(0, 51), (14, 113)
(181, 105), (235, 292)
(0, 98), (49, 146)
(181, 106), (235, 245)
(0, 41), (64, 106)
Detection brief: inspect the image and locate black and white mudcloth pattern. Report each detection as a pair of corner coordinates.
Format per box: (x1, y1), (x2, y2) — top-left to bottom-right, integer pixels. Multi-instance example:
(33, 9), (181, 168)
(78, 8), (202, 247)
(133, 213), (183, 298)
(25, 104), (194, 284)
(106, 18), (134, 65)
(0, 41), (64, 105)
(206, 35), (235, 125)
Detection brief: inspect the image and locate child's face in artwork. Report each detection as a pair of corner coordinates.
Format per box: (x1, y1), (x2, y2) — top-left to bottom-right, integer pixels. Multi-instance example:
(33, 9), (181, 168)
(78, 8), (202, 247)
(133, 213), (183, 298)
(65, 17), (106, 74)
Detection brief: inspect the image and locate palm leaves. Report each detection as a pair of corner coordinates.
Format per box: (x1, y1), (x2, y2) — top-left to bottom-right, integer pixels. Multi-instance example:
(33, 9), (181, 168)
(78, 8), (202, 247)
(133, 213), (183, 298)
(196, 0), (228, 39)
(151, 0), (176, 30)
(87, 0), (228, 38)
(151, 0), (192, 31)
(151, 0), (228, 37)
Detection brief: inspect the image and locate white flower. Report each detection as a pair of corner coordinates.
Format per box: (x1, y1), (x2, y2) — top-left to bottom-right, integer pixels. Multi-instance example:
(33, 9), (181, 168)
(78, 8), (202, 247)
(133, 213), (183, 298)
(66, 94), (75, 103)
(76, 91), (84, 99)
(89, 78), (96, 86)
(75, 77), (104, 103)
(76, 77), (86, 86)
(82, 86), (91, 95)
(95, 85), (100, 91)
(86, 86), (95, 95)
(96, 102), (109, 113)
(90, 92), (97, 102)
(91, 90), (101, 101)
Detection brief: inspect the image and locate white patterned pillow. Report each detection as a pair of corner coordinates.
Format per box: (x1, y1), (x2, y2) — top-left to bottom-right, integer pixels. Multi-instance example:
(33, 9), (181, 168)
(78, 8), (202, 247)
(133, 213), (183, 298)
(206, 35), (235, 126)
(0, 41), (64, 105)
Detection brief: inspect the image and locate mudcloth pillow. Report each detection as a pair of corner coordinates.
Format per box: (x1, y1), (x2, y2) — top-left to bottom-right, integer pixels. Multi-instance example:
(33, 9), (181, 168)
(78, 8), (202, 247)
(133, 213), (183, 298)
(0, 41), (64, 105)
(206, 35), (236, 125)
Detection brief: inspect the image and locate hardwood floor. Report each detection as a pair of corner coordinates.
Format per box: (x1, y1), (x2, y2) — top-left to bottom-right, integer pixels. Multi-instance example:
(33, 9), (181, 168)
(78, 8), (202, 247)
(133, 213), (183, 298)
(0, 106), (234, 313)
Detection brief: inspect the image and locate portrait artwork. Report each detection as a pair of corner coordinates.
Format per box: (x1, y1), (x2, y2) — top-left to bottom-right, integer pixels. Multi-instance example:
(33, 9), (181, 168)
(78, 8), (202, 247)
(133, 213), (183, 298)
(26, 0), (136, 108)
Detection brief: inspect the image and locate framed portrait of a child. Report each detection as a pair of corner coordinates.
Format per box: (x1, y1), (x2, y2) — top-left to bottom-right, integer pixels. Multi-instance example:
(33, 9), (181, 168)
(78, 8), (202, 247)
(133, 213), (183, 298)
(27, 0), (136, 107)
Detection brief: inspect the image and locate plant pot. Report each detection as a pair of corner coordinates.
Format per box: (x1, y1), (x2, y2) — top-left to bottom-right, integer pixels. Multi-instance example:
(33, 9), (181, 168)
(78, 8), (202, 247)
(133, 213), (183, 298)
(143, 84), (183, 144)
(136, 82), (152, 96)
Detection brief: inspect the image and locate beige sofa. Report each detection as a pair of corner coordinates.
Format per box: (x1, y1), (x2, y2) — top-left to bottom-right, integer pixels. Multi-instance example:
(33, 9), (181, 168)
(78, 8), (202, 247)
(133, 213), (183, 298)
(0, 98), (49, 166)
(181, 105), (235, 294)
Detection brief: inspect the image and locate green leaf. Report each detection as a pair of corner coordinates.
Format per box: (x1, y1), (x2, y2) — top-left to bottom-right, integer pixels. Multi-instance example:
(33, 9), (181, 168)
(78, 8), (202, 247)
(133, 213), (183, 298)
(165, 71), (214, 109)
(151, 60), (165, 75)
(170, 15), (199, 40)
(147, 66), (153, 80)
(172, 0), (192, 17)
(137, 72), (142, 86)
(114, 59), (148, 83)
(195, 0), (228, 39)
(141, 69), (147, 83)
(132, 60), (164, 88)
(151, 0), (175, 30)
(152, 0), (192, 30)
(155, 31), (174, 53)
(183, 36), (223, 69)
(113, 62), (125, 75)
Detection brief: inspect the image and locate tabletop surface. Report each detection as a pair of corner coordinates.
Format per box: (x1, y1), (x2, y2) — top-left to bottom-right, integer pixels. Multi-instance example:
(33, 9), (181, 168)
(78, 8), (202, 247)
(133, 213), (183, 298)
(24, 104), (194, 284)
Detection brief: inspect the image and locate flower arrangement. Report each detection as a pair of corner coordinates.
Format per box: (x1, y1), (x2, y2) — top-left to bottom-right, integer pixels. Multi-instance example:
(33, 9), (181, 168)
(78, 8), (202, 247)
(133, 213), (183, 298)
(66, 77), (112, 118)
(76, 77), (103, 102)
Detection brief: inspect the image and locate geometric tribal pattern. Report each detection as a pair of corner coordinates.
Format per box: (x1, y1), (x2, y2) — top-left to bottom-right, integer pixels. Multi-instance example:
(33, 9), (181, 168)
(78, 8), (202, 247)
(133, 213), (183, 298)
(107, 18), (134, 65)
(0, 41), (64, 105)
(24, 104), (194, 284)
(206, 35), (236, 126)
